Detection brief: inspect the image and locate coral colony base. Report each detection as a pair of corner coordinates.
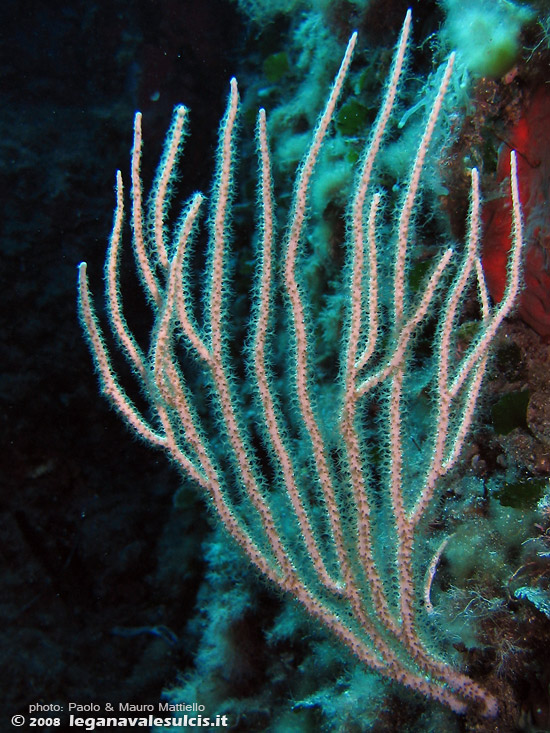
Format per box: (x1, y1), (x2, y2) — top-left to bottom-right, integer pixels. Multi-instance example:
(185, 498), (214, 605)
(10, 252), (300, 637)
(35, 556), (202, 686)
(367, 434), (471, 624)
(77, 11), (523, 717)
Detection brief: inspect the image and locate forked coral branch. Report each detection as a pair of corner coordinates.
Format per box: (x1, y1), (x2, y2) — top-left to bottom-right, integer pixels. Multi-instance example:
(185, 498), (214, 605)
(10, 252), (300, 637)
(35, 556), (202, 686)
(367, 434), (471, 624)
(78, 11), (523, 715)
